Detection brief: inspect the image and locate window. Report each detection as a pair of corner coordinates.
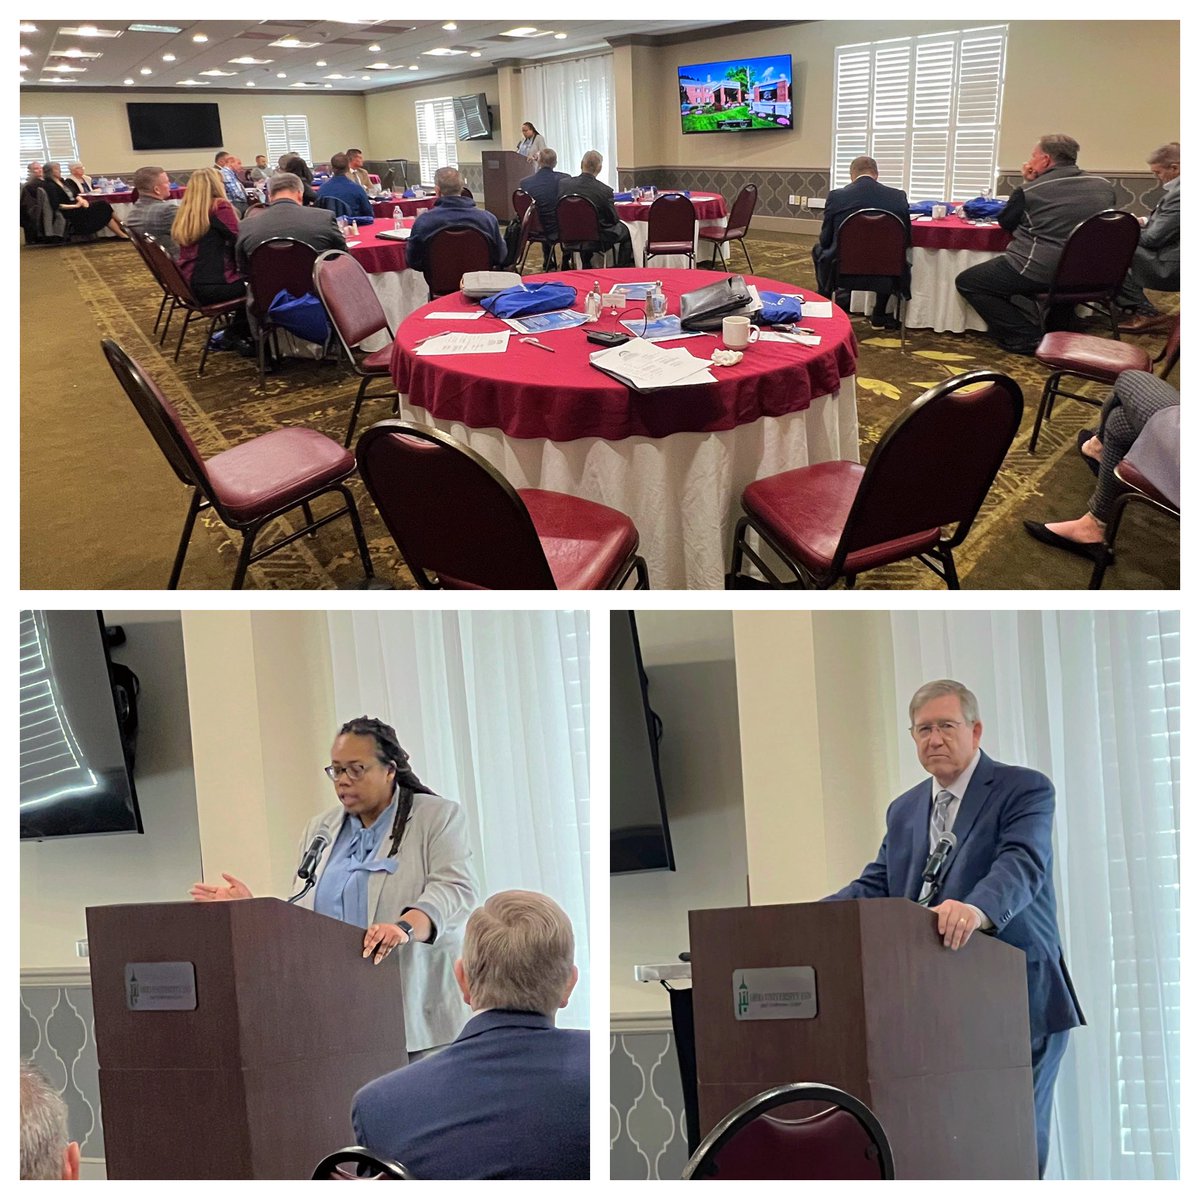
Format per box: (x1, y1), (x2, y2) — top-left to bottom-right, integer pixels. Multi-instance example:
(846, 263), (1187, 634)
(523, 54), (618, 187)
(832, 26), (1007, 198)
(19, 116), (79, 177)
(261, 114), (312, 165)
(415, 96), (458, 187)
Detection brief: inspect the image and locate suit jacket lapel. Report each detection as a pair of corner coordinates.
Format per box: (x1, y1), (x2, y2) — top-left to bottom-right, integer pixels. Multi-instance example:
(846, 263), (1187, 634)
(949, 750), (994, 854)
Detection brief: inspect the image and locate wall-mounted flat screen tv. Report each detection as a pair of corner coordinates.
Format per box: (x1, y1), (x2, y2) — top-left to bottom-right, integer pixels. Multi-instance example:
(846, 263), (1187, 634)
(452, 93), (493, 141)
(678, 54), (793, 133)
(127, 102), (223, 151)
(20, 611), (143, 840)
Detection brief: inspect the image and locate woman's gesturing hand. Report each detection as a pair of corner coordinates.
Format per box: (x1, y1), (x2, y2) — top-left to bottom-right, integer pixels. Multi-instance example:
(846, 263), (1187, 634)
(363, 922), (411, 964)
(189, 873), (253, 902)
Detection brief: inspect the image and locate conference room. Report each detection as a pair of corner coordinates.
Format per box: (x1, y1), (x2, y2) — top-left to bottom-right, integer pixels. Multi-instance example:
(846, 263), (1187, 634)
(611, 608), (1180, 1180)
(20, 18), (1179, 591)
(20, 609), (592, 1180)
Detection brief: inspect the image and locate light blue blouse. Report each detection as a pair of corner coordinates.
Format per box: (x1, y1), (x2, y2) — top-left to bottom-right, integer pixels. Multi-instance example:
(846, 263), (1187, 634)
(313, 791), (399, 927)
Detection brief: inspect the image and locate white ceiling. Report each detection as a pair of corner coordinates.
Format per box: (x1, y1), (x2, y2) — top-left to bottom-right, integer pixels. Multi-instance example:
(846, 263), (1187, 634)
(19, 19), (727, 93)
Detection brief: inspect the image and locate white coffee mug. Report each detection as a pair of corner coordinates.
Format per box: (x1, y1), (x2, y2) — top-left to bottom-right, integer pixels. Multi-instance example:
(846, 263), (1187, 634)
(722, 315), (759, 349)
(932, 203), (948, 220)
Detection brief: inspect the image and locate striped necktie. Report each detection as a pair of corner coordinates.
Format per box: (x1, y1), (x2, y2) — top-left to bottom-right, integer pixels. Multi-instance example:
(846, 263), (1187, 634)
(918, 789), (956, 903)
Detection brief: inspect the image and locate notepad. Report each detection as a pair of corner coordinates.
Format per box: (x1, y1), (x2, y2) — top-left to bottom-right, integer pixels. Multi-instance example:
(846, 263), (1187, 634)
(414, 332), (511, 356)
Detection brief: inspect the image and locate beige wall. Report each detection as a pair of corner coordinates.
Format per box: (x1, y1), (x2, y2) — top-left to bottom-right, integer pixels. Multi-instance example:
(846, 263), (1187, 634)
(20, 90), (369, 173)
(634, 20), (1178, 173)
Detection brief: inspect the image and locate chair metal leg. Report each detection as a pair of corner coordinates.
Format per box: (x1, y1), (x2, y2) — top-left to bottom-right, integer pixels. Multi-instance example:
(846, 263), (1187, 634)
(739, 237), (753, 275)
(174, 309), (194, 362)
(197, 315), (219, 375)
(168, 491), (203, 589)
(729, 516), (749, 584)
(1027, 373), (1061, 453)
(344, 376), (370, 448)
(1089, 494), (1130, 589)
(301, 501), (316, 531)
(942, 547), (961, 589)
(634, 556), (649, 589)
(159, 299), (178, 346)
(336, 484), (376, 580)
(153, 292), (169, 334)
(257, 326), (267, 388)
(231, 523), (262, 589)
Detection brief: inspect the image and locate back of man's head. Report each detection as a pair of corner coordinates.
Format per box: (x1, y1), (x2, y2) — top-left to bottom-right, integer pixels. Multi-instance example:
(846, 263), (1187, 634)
(538, 147), (559, 171)
(330, 152), (350, 175)
(1148, 141), (1180, 168)
(849, 155), (879, 181)
(581, 150), (603, 176)
(214, 150), (228, 166)
(21, 1063), (79, 1180)
(435, 166), (464, 197)
(132, 165), (166, 196)
(268, 171), (303, 201)
(460, 891), (575, 1016)
(1038, 135), (1079, 166)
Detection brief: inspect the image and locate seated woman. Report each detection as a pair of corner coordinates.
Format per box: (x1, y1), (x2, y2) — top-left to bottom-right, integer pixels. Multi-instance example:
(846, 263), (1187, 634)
(1024, 369), (1180, 561)
(40, 161), (128, 239)
(171, 166), (251, 347)
(63, 162), (99, 198)
(283, 155), (319, 206)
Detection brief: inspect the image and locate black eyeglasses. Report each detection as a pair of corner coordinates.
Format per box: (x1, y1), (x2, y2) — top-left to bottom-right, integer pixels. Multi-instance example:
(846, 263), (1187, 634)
(323, 762), (379, 782)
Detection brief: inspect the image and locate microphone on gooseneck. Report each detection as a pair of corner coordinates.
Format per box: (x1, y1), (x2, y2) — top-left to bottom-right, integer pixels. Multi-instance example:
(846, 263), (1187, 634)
(917, 831), (957, 907)
(287, 833), (329, 904)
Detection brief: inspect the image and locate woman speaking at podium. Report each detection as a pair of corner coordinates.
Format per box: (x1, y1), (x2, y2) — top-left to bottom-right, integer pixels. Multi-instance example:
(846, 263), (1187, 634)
(190, 716), (477, 1058)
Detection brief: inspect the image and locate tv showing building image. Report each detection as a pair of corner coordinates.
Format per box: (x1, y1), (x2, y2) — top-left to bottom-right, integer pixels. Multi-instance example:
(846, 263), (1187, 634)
(678, 54), (793, 133)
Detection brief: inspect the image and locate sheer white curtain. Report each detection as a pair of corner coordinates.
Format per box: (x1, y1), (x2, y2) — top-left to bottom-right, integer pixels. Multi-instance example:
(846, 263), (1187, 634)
(326, 611), (591, 1028)
(523, 54), (617, 186)
(889, 611), (1180, 1180)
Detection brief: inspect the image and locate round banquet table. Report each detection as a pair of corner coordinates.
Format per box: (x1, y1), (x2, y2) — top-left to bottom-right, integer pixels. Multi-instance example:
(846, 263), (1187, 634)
(388, 267), (859, 589)
(371, 196), (436, 219)
(344, 220), (427, 352)
(851, 215), (1013, 333)
(615, 192), (729, 271)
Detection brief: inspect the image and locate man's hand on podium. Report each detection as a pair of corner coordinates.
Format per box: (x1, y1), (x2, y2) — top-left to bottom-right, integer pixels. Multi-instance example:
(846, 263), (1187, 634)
(189, 873), (253, 902)
(931, 899), (982, 950)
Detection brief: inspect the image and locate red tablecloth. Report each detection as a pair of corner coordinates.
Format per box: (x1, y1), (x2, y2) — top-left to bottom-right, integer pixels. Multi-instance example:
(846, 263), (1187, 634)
(372, 197), (436, 219)
(93, 187), (186, 204)
(910, 216), (1011, 252)
(390, 268), (856, 443)
(615, 192), (727, 223)
(347, 221), (413, 274)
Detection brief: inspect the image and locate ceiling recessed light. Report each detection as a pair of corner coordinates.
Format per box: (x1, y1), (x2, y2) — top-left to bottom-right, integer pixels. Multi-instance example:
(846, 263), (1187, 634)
(271, 37), (320, 49)
(368, 44), (381, 52)
(442, 22), (457, 31)
(554, 33), (568, 40)
(324, 83), (332, 88)
(470, 51), (482, 58)
(364, 62), (391, 70)
(360, 75), (369, 80)
(19, 63), (28, 72)
(20, 46), (32, 57)
(47, 63), (88, 73)
(128, 24), (182, 34)
(315, 60), (327, 67)
(192, 33), (208, 43)
(177, 79), (210, 86)
(423, 48), (467, 57)
(276, 72), (287, 78)
(409, 65), (419, 70)
(140, 67), (153, 75)
(50, 48), (103, 59)
(199, 68), (237, 76)
(500, 27), (544, 37)
(324, 73), (348, 80)
(61, 26), (122, 37)
(246, 81), (255, 87)
(162, 53), (176, 62)
(19, 22), (37, 33)
(124, 77), (134, 85)
(229, 56), (272, 65)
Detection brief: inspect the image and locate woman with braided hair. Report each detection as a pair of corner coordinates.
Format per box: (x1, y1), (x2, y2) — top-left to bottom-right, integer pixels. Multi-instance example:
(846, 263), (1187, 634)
(190, 716), (477, 1057)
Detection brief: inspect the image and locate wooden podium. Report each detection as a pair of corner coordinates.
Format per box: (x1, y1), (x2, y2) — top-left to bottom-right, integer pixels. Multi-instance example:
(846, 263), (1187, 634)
(86, 898), (407, 1179)
(481, 150), (532, 220)
(689, 898), (1038, 1179)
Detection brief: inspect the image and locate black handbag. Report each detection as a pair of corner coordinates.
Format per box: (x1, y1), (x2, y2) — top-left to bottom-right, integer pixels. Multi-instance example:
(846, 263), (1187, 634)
(679, 274), (752, 330)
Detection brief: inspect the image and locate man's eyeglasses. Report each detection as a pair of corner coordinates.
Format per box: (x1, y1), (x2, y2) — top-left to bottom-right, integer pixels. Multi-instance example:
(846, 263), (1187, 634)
(324, 762), (376, 782)
(911, 720), (966, 740)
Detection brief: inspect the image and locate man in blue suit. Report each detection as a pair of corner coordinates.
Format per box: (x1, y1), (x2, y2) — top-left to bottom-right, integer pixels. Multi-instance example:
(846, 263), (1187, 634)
(828, 680), (1084, 1177)
(519, 147), (570, 270)
(351, 890), (588, 1179)
(813, 154), (911, 328)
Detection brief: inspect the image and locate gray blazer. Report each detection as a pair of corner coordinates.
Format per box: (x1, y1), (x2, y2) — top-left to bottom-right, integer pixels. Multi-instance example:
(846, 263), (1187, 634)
(1141, 179), (1180, 266)
(293, 794), (478, 1052)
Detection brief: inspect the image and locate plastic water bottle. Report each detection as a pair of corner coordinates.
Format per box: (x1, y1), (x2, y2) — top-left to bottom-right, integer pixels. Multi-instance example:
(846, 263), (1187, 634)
(586, 281), (602, 322)
(650, 281), (667, 321)
(349, 219), (359, 236)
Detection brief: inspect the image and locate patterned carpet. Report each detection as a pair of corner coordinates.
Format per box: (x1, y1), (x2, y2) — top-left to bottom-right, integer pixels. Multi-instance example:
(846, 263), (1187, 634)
(22, 233), (1179, 589)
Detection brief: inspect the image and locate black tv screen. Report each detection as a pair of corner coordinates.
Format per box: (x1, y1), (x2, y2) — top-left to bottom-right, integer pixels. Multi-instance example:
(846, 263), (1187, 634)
(452, 93), (493, 141)
(610, 613), (675, 874)
(20, 611), (143, 840)
(678, 54), (793, 133)
(127, 102), (223, 151)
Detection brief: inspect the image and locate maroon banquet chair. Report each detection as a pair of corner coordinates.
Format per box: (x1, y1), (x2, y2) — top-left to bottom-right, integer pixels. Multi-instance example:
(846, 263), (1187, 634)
(831, 208), (911, 348)
(355, 420), (650, 590)
(424, 226), (492, 299)
(682, 1084), (895, 1180)
(123, 224), (174, 338)
(512, 188), (534, 220)
(1034, 210), (1141, 338)
(246, 237), (324, 386)
(729, 370), (1024, 590)
(515, 202), (556, 272)
(313, 249), (400, 447)
(311, 1146), (414, 1180)
(100, 339), (375, 589)
(698, 183), (758, 273)
(644, 193), (697, 268)
(142, 235), (246, 375)
(556, 194), (611, 270)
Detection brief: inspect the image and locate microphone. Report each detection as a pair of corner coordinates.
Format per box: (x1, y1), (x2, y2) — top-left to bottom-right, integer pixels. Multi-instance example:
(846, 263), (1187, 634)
(287, 833), (329, 904)
(917, 831), (957, 907)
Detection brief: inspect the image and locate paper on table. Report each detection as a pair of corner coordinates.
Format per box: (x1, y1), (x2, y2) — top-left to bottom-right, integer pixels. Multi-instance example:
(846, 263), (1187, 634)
(793, 299), (833, 318)
(620, 315), (708, 342)
(503, 310), (590, 334)
(759, 330), (821, 346)
(345, 240), (361, 247)
(424, 310), (485, 320)
(589, 338), (714, 389)
(414, 331), (511, 355)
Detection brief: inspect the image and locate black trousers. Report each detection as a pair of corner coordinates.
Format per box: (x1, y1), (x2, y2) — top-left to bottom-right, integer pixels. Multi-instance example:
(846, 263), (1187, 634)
(574, 223), (635, 269)
(956, 256), (1070, 351)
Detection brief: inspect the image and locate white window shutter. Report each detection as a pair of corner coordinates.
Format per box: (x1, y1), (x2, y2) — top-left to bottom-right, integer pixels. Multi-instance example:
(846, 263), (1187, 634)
(415, 96), (458, 187)
(19, 116), (78, 174)
(262, 115), (311, 165)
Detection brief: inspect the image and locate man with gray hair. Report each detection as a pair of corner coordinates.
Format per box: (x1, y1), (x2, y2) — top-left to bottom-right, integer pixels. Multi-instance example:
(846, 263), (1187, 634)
(351, 890), (588, 1178)
(1116, 141), (1180, 333)
(20, 1062), (80, 1179)
(827, 679), (1083, 1177)
(558, 149), (635, 267)
(234, 171), (346, 273)
(405, 165), (505, 274)
(519, 147), (570, 269)
(956, 134), (1115, 354)
(124, 164), (180, 257)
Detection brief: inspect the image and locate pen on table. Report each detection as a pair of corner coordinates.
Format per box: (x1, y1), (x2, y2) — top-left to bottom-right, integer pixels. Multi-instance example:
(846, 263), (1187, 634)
(520, 337), (556, 353)
(413, 331), (451, 346)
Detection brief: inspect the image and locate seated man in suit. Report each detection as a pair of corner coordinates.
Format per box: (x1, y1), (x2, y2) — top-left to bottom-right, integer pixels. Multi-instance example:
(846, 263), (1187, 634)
(519, 147), (570, 270)
(352, 890), (589, 1179)
(346, 148), (373, 192)
(827, 679), (1084, 1178)
(234, 171), (346, 274)
(813, 155), (911, 329)
(124, 164), (180, 257)
(405, 166), (505, 274)
(20, 1062), (80, 1180)
(316, 152), (373, 220)
(558, 150), (635, 268)
(214, 150), (249, 215)
(1117, 141), (1179, 333)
